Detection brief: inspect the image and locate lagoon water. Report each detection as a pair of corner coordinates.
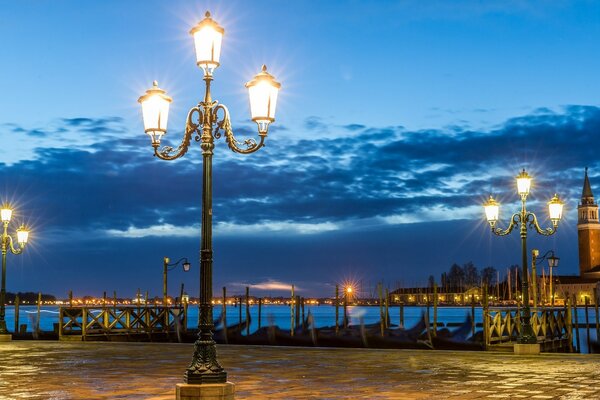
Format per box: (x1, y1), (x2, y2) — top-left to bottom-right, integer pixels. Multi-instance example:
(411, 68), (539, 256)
(4, 304), (597, 352)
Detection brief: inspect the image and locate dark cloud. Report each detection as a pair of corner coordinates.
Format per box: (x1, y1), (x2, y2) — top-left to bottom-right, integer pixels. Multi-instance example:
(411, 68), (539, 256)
(1, 107), (596, 295)
(3, 106), (599, 233)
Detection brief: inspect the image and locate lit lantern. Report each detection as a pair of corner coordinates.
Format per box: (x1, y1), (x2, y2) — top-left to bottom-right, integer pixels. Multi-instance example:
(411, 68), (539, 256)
(138, 81), (172, 147)
(548, 194), (564, 224)
(547, 254), (560, 268)
(16, 226), (29, 245)
(483, 195), (500, 225)
(245, 65), (281, 134)
(0, 206), (12, 223)
(516, 169), (532, 197)
(190, 11), (224, 76)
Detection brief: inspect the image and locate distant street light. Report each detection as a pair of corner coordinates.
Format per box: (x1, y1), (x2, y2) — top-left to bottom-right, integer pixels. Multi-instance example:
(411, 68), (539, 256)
(138, 11), (281, 386)
(163, 257), (191, 307)
(483, 169), (564, 346)
(0, 204), (30, 339)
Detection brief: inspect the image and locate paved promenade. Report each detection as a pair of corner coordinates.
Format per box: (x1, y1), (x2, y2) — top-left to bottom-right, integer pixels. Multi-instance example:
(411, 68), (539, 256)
(1, 342), (600, 399)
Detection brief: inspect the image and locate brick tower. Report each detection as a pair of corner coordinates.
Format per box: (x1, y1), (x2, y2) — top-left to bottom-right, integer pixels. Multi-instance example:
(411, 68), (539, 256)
(578, 167), (600, 275)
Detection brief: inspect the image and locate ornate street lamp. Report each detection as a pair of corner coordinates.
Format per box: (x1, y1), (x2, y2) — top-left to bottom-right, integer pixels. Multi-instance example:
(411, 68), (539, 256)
(0, 204), (29, 339)
(138, 11), (281, 386)
(163, 257), (191, 307)
(483, 170), (564, 345)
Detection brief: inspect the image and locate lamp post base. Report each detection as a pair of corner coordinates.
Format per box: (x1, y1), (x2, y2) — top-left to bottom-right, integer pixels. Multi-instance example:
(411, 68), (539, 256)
(0, 333), (12, 342)
(514, 343), (540, 355)
(176, 382), (235, 400)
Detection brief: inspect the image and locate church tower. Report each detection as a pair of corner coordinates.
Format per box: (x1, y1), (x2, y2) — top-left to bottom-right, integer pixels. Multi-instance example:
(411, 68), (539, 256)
(578, 168), (600, 275)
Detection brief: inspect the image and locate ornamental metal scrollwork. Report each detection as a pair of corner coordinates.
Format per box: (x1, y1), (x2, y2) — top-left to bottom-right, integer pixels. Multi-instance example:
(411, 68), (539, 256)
(213, 104), (265, 154)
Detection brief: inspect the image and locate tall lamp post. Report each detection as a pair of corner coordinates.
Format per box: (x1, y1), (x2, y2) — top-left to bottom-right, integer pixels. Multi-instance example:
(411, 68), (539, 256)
(138, 12), (281, 387)
(483, 169), (564, 346)
(163, 257), (191, 307)
(0, 204), (29, 339)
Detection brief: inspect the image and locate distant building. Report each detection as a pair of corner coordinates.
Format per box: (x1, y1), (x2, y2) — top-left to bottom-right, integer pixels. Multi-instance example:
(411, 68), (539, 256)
(554, 168), (600, 304)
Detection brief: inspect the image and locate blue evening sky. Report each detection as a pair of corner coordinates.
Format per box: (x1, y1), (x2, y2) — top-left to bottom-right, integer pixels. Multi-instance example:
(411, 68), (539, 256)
(1, 1), (599, 298)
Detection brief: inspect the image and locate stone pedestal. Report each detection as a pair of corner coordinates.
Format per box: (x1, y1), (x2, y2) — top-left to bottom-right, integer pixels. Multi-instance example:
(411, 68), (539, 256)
(176, 382), (235, 400)
(514, 343), (540, 355)
(0, 334), (12, 342)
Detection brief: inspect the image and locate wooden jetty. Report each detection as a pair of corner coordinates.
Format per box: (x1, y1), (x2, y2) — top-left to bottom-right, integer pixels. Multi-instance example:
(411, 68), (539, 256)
(59, 305), (188, 341)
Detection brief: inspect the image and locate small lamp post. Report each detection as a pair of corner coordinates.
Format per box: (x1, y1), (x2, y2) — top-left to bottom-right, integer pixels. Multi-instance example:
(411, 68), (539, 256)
(163, 257), (191, 307)
(483, 170), (564, 348)
(0, 204), (30, 340)
(137, 11), (282, 392)
(547, 253), (560, 306)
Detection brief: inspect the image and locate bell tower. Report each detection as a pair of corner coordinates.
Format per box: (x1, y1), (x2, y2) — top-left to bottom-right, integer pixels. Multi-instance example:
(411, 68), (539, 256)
(578, 167), (600, 275)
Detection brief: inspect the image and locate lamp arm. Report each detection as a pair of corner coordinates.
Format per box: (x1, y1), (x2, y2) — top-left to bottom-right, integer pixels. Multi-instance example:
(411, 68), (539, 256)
(213, 104), (266, 155)
(491, 213), (520, 236)
(154, 107), (203, 160)
(527, 212), (557, 236)
(167, 257), (189, 270)
(537, 250), (556, 262)
(7, 235), (23, 255)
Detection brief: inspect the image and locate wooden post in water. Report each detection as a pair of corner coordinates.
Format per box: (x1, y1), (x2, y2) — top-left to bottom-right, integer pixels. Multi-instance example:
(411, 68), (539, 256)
(483, 286), (488, 350)
(295, 295), (301, 329)
(290, 285), (295, 337)
(335, 285), (339, 335)
(301, 297), (305, 330)
(36, 292), (42, 335)
(566, 292), (573, 353)
(238, 296), (242, 325)
(222, 287), (227, 338)
(344, 289), (349, 330)
(594, 288), (600, 343)
(385, 289), (390, 329)
(245, 286), (250, 336)
(471, 293), (476, 338)
(399, 300), (405, 329)
(69, 290), (73, 307)
(433, 284), (438, 336)
(258, 298), (262, 329)
(145, 291), (150, 330)
(14, 294), (19, 334)
(378, 284), (384, 336)
(585, 297), (591, 353)
(573, 294), (581, 353)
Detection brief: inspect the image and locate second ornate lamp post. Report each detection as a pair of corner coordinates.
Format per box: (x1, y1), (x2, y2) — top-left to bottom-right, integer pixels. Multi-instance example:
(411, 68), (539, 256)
(0, 204), (29, 340)
(138, 12), (281, 387)
(483, 169), (564, 346)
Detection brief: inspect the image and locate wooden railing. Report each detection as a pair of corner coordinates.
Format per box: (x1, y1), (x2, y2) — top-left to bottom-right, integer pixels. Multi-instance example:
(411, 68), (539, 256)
(59, 305), (187, 339)
(484, 307), (572, 349)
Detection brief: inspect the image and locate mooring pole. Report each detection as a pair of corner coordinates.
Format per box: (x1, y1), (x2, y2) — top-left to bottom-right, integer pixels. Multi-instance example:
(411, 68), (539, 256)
(335, 285), (339, 334)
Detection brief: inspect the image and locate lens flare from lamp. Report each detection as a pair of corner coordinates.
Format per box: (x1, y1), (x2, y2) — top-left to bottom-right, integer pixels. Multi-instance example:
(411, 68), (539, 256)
(138, 81), (172, 146)
(190, 11), (224, 76)
(245, 65), (281, 134)
(516, 169), (532, 196)
(548, 194), (564, 222)
(483, 195), (499, 224)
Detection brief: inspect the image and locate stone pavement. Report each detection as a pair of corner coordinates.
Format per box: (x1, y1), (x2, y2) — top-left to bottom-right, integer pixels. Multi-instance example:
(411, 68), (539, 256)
(1, 341), (600, 399)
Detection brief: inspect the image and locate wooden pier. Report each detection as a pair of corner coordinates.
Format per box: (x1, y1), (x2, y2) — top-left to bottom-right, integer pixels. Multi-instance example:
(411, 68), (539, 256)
(59, 305), (188, 341)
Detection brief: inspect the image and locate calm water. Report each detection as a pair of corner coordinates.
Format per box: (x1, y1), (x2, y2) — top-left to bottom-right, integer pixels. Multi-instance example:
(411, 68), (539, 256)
(3, 305), (597, 352)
